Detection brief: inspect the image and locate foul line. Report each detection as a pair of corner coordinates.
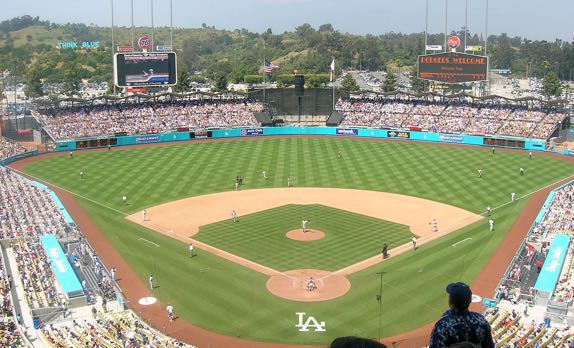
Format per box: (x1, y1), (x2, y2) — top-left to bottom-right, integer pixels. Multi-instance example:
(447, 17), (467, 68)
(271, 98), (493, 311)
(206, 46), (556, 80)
(452, 238), (473, 247)
(138, 238), (160, 247)
(484, 174), (574, 215)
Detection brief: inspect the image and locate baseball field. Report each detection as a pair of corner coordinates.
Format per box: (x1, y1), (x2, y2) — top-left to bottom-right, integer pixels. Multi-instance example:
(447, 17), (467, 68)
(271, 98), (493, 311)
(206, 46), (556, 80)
(15, 136), (574, 346)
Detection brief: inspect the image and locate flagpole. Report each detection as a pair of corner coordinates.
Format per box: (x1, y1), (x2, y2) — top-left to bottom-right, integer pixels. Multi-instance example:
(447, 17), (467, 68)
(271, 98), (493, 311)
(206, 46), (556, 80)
(263, 58), (266, 102)
(332, 58), (335, 111)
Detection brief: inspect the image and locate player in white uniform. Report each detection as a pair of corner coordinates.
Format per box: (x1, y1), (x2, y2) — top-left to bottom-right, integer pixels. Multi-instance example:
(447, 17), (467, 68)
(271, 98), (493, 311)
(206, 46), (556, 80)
(166, 304), (174, 321)
(520, 167), (524, 176)
(412, 237), (417, 251)
(486, 206), (491, 216)
(149, 274), (155, 290)
(122, 195), (127, 205)
(306, 277), (317, 291)
(142, 209), (147, 222)
(80, 171), (84, 179)
(529, 152), (532, 159)
(189, 243), (194, 257)
(477, 169), (482, 178)
(231, 210), (237, 223)
(489, 218), (494, 232)
(262, 170), (268, 180)
(511, 192), (516, 202)
(302, 219), (309, 233)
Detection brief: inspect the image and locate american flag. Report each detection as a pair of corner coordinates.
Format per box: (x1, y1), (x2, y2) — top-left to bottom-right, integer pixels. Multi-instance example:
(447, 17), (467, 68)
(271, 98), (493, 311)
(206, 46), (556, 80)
(263, 59), (279, 73)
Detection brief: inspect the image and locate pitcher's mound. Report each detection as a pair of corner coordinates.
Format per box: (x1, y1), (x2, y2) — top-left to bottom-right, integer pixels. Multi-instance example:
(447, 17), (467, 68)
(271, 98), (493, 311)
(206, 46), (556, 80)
(267, 269), (351, 302)
(286, 229), (325, 241)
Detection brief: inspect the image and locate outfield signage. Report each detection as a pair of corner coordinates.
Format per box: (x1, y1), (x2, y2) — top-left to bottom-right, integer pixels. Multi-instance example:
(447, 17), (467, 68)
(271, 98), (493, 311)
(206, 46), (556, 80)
(58, 41), (100, 49)
(156, 45), (173, 52)
(387, 131), (410, 139)
(418, 52), (488, 84)
(426, 45), (443, 51)
(135, 135), (160, 143)
(117, 45), (135, 52)
(240, 128), (264, 136)
(534, 234), (571, 293)
(336, 128), (358, 136)
(439, 135), (464, 143)
(465, 45), (482, 52)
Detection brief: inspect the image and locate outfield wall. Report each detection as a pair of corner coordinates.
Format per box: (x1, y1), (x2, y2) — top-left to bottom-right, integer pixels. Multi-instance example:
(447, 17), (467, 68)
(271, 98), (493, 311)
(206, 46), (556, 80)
(51, 126), (550, 152)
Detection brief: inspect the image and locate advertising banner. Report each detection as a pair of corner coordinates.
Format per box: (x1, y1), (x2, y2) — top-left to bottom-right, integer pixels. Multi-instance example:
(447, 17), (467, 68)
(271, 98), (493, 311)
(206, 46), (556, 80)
(336, 128), (359, 136)
(135, 135), (160, 143)
(40, 235), (83, 297)
(439, 135), (464, 143)
(425, 45), (443, 51)
(534, 234), (571, 293)
(240, 128), (264, 136)
(387, 130), (410, 139)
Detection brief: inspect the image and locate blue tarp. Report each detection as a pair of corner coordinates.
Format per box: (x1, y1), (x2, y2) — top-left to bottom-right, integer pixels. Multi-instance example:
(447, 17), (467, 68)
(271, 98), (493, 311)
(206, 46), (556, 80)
(40, 234), (83, 298)
(534, 234), (571, 293)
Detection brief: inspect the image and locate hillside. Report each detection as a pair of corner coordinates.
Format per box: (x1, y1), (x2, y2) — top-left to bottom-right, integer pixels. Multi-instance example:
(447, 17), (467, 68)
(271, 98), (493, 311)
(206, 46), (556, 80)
(1, 15), (573, 97)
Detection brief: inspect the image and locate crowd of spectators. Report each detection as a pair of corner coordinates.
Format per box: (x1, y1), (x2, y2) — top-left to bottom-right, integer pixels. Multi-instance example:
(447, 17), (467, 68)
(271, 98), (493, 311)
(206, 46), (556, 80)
(36, 99), (264, 140)
(0, 261), (24, 346)
(0, 167), (70, 240)
(532, 185), (574, 239)
(12, 239), (59, 309)
(40, 310), (193, 348)
(336, 99), (565, 139)
(0, 136), (28, 161)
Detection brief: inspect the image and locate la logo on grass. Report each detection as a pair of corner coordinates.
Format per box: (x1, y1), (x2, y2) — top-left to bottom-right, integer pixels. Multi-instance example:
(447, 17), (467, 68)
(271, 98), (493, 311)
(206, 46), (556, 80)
(295, 312), (326, 332)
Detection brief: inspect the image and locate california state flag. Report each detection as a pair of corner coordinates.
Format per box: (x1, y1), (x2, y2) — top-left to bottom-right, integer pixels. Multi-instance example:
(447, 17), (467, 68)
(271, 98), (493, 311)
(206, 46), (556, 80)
(330, 59), (335, 82)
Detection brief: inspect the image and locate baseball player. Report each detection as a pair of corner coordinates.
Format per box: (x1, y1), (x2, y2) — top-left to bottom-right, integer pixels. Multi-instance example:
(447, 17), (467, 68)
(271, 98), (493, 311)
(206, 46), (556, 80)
(69, 151), (73, 159)
(142, 209), (147, 222)
(288, 176), (293, 187)
(80, 170), (84, 179)
(520, 167), (524, 176)
(189, 243), (194, 257)
(110, 267), (116, 281)
(306, 277), (317, 291)
(492, 147), (495, 154)
(489, 218), (494, 232)
(235, 181), (239, 191)
(302, 219), (309, 233)
(412, 236), (417, 251)
(166, 304), (174, 322)
(337, 150), (342, 159)
(431, 219), (438, 233)
(477, 169), (482, 178)
(231, 210), (237, 223)
(149, 274), (155, 290)
(382, 243), (389, 259)
(529, 151), (532, 159)
(511, 192), (516, 202)
(122, 195), (127, 205)
(262, 170), (268, 180)
(486, 206), (491, 216)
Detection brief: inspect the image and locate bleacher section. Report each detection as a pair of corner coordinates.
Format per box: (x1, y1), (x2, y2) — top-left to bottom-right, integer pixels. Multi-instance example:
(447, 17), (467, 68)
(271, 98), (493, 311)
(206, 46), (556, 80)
(335, 99), (565, 140)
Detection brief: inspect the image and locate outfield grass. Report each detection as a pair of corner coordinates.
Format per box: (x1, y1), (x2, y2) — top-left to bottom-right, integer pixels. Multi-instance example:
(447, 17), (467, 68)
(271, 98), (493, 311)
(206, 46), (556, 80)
(195, 204), (412, 271)
(21, 137), (574, 344)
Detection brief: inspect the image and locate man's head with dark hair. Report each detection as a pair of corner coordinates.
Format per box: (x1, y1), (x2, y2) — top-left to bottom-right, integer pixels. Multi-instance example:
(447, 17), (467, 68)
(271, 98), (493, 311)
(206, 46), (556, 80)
(447, 282), (472, 312)
(330, 336), (387, 348)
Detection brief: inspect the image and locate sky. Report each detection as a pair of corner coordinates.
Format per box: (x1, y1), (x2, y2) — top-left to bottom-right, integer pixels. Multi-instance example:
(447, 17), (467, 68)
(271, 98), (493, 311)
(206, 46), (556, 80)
(1, 0), (572, 42)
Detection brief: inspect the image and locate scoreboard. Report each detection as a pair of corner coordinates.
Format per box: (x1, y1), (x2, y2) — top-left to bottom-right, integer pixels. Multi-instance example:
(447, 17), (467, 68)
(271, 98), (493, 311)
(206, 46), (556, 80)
(114, 52), (177, 87)
(417, 52), (488, 84)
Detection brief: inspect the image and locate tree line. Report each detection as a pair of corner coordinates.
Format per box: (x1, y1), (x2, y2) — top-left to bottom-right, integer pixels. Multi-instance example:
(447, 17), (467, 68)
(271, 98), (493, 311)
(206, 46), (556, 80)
(0, 16), (573, 97)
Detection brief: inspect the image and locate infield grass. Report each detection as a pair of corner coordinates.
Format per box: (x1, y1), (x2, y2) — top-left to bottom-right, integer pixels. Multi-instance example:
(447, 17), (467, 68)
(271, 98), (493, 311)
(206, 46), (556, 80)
(20, 137), (574, 344)
(195, 204), (411, 271)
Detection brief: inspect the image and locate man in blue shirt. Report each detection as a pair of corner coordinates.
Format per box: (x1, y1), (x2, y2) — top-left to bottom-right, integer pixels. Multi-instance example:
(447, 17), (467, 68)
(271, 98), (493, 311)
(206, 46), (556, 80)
(429, 282), (494, 348)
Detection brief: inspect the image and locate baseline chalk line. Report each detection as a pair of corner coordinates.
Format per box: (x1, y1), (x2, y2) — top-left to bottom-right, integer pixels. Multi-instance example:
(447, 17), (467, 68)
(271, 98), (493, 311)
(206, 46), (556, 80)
(138, 238), (160, 247)
(452, 238), (473, 247)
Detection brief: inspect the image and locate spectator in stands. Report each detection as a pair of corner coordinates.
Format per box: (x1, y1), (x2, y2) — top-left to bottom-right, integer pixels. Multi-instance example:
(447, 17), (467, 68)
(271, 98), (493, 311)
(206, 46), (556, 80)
(330, 336), (387, 348)
(429, 282), (494, 348)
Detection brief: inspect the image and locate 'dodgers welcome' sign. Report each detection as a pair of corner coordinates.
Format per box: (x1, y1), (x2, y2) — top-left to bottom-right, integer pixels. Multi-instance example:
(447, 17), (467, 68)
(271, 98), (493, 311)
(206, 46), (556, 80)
(417, 52), (488, 84)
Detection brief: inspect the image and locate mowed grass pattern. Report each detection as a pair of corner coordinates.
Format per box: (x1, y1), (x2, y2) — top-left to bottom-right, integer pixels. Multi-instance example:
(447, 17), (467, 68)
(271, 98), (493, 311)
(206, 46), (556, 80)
(20, 137), (574, 344)
(23, 138), (574, 214)
(195, 204), (411, 271)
